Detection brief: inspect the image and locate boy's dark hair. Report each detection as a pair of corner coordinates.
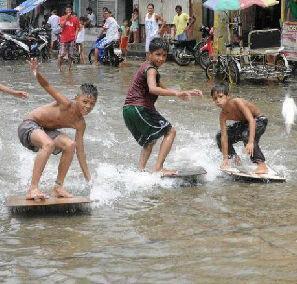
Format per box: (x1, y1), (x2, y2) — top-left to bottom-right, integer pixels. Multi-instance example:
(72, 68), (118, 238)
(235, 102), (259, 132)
(175, 5), (182, 10)
(86, 7), (92, 12)
(79, 16), (87, 22)
(147, 3), (154, 8)
(133, 8), (139, 13)
(80, 83), (98, 99)
(52, 9), (57, 14)
(103, 7), (108, 12)
(210, 84), (229, 97)
(149, 38), (169, 53)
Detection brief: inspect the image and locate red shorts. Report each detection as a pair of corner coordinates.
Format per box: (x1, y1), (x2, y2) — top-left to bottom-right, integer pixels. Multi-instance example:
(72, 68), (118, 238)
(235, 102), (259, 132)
(120, 36), (129, 49)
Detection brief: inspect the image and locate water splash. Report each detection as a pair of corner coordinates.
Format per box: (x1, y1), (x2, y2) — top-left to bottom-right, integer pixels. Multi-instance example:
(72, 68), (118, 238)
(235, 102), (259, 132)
(282, 95), (297, 134)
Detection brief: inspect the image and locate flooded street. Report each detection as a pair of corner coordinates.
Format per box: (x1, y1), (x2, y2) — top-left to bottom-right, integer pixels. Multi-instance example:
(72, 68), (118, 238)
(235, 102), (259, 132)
(0, 60), (297, 282)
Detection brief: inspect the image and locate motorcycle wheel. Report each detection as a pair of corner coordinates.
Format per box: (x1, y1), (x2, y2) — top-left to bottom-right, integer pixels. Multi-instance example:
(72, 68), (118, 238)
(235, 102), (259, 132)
(173, 47), (191, 66)
(88, 48), (96, 64)
(40, 48), (50, 62)
(227, 59), (240, 85)
(275, 56), (288, 82)
(199, 50), (211, 70)
(2, 48), (18, 60)
(110, 55), (120, 67)
(206, 60), (226, 82)
(194, 42), (204, 65)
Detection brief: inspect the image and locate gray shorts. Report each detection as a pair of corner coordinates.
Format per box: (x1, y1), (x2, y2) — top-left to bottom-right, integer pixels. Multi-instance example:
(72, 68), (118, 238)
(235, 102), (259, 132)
(18, 119), (62, 155)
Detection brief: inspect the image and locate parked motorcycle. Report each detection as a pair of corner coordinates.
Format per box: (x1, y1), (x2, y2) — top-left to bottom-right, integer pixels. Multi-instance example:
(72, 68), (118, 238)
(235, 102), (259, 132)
(88, 40), (124, 67)
(0, 27), (49, 61)
(198, 27), (214, 70)
(171, 39), (200, 66)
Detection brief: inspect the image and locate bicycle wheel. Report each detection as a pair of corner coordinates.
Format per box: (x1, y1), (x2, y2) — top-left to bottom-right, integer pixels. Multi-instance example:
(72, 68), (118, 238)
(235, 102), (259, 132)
(199, 50), (211, 70)
(275, 55), (288, 82)
(227, 59), (240, 84)
(206, 60), (226, 81)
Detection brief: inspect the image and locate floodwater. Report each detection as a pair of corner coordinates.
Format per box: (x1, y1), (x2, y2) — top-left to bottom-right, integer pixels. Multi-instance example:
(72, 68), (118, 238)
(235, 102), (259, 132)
(0, 60), (297, 283)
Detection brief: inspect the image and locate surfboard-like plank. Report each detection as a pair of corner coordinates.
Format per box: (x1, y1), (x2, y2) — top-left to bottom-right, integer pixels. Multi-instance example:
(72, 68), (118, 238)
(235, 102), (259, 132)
(221, 166), (286, 183)
(162, 167), (207, 178)
(6, 196), (91, 208)
(161, 167), (207, 185)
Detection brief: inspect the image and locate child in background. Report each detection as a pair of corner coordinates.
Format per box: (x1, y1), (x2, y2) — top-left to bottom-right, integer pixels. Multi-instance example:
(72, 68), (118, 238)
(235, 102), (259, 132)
(76, 16), (87, 64)
(120, 20), (130, 60)
(130, 8), (139, 43)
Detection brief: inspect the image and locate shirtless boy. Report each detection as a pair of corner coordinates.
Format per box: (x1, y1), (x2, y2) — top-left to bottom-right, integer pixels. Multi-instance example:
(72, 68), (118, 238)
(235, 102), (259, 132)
(123, 38), (202, 176)
(211, 84), (268, 174)
(18, 58), (97, 200)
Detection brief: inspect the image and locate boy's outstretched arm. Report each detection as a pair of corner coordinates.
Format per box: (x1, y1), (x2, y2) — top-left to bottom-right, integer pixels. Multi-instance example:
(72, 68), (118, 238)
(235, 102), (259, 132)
(0, 83), (28, 99)
(28, 58), (71, 107)
(75, 121), (91, 182)
(147, 69), (202, 100)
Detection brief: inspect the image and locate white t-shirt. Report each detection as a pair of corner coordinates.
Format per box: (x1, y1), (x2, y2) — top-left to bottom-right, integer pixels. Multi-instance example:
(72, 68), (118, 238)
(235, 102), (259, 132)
(87, 13), (96, 26)
(47, 14), (59, 29)
(47, 14), (60, 33)
(104, 17), (120, 42)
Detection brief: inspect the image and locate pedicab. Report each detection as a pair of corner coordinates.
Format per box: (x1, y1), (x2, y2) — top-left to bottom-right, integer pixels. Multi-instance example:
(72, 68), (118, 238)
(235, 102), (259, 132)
(203, 0), (291, 84)
(281, 0), (297, 72)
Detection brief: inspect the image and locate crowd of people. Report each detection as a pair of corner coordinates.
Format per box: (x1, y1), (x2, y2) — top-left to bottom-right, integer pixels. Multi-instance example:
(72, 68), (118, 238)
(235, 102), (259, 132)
(43, 3), (198, 70)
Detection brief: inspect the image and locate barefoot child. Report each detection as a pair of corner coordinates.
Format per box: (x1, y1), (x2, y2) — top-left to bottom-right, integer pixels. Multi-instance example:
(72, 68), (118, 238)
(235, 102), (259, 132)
(211, 84), (268, 174)
(0, 83), (28, 99)
(123, 38), (202, 176)
(120, 19), (130, 60)
(76, 16), (87, 64)
(18, 59), (98, 200)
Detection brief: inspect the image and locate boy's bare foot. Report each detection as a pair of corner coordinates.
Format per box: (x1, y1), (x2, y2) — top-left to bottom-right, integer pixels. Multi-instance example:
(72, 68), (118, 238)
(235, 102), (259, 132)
(255, 162), (268, 174)
(26, 187), (49, 200)
(157, 168), (178, 177)
(53, 186), (73, 198)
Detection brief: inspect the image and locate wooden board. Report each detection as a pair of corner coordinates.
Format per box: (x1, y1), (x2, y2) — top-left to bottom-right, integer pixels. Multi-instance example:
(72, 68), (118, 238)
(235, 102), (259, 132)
(220, 166), (286, 183)
(6, 196), (92, 208)
(162, 168), (207, 178)
(161, 167), (207, 185)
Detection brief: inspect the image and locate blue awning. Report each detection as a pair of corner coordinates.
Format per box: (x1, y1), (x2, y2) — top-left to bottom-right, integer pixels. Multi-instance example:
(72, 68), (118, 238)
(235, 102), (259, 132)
(16, 0), (47, 15)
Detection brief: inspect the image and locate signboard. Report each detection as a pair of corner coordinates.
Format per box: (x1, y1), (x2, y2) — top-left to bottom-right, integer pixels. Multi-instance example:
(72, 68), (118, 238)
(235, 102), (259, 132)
(282, 21), (297, 62)
(0, 0), (8, 9)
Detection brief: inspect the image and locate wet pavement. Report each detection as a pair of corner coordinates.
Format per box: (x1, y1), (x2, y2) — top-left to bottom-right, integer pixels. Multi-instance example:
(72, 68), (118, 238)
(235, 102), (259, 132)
(0, 59), (297, 283)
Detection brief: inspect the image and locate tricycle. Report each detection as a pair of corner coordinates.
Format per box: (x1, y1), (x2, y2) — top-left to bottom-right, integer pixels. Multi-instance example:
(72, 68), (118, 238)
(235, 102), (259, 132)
(206, 29), (291, 84)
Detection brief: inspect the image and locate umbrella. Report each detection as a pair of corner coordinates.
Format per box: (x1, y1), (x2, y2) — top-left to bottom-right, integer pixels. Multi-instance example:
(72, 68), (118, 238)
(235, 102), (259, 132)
(203, 0), (279, 11)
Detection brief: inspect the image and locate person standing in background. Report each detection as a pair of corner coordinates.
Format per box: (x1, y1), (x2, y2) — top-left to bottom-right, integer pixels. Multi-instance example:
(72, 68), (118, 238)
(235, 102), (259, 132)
(130, 8), (139, 43)
(47, 9), (60, 51)
(145, 3), (163, 54)
(86, 7), (97, 27)
(173, 5), (189, 41)
(76, 16), (87, 64)
(58, 5), (80, 71)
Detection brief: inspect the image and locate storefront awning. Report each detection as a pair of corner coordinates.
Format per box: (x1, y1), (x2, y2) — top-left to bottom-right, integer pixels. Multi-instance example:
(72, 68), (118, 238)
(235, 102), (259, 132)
(15, 0), (47, 15)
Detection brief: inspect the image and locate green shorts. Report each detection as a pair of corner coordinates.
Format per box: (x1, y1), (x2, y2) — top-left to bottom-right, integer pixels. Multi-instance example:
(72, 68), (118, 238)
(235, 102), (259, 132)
(123, 105), (172, 146)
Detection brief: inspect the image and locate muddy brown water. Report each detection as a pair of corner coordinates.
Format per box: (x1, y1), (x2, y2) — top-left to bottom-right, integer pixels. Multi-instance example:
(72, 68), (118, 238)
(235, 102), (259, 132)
(0, 60), (297, 283)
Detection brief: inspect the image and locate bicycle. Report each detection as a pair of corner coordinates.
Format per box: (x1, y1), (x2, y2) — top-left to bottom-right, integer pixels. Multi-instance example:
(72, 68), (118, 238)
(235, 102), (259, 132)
(206, 53), (241, 84)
